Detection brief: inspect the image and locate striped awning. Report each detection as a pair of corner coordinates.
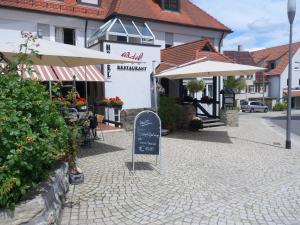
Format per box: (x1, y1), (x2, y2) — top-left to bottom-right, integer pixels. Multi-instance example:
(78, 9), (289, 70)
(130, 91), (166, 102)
(1, 64), (106, 82)
(23, 65), (58, 81)
(0, 64), (58, 81)
(52, 65), (106, 82)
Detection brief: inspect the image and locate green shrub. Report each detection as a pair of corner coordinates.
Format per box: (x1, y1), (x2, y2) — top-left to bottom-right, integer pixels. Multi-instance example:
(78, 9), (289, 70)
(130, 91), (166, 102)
(158, 96), (183, 131)
(273, 102), (287, 111)
(189, 119), (203, 131)
(186, 79), (205, 96)
(0, 73), (68, 208)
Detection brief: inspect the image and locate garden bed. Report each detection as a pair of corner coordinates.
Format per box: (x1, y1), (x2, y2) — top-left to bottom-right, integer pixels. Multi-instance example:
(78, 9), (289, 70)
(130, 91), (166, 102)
(0, 163), (69, 225)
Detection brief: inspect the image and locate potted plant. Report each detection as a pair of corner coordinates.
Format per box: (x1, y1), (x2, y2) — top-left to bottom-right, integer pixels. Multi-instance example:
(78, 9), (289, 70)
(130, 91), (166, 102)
(75, 97), (87, 111)
(109, 96), (124, 109)
(189, 118), (203, 131)
(65, 123), (84, 185)
(200, 96), (214, 104)
(95, 96), (109, 107)
(187, 79), (205, 98)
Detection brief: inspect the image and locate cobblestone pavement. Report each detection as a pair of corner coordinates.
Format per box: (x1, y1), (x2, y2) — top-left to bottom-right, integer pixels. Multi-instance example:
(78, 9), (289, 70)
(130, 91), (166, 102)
(60, 113), (300, 225)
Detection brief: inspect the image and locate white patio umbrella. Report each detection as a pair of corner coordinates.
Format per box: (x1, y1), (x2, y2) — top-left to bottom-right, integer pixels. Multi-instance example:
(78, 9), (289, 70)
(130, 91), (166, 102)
(152, 60), (265, 111)
(0, 34), (137, 66)
(155, 60), (265, 80)
(0, 34), (138, 100)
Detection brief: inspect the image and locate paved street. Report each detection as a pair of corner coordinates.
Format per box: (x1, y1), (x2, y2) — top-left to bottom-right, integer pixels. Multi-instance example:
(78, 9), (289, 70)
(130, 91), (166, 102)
(264, 111), (300, 136)
(60, 113), (300, 225)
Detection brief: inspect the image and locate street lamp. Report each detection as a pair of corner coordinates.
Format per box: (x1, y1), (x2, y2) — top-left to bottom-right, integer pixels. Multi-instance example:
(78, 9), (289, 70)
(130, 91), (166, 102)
(286, 0), (296, 149)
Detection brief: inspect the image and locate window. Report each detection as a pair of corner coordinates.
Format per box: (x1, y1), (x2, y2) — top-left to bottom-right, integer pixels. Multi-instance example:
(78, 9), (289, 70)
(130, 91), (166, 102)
(165, 32), (174, 48)
(162, 0), (180, 11)
(249, 85), (255, 93)
(37, 23), (50, 40)
(114, 109), (120, 122)
(55, 27), (76, 45)
(206, 84), (213, 97)
(268, 60), (276, 69)
(294, 61), (300, 70)
(259, 85), (264, 93)
(88, 18), (155, 46)
(77, 0), (99, 6)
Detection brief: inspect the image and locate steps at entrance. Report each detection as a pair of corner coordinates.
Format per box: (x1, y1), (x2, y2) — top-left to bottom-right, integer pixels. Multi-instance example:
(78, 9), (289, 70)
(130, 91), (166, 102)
(201, 117), (225, 128)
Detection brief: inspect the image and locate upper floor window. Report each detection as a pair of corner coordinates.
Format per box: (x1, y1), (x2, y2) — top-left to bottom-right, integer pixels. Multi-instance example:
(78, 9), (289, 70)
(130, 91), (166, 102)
(55, 27), (76, 45)
(161, 0), (180, 12)
(77, 0), (100, 6)
(165, 32), (174, 48)
(268, 60), (276, 70)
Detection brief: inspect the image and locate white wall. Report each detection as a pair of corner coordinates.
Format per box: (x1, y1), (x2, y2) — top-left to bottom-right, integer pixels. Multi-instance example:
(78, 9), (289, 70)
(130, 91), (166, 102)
(0, 8), (103, 47)
(148, 21), (225, 49)
(102, 41), (161, 110)
(280, 48), (300, 93)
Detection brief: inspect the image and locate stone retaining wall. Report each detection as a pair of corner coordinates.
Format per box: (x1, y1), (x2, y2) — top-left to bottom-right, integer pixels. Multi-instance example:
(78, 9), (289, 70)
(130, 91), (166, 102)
(120, 108), (152, 131)
(220, 109), (239, 127)
(0, 163), (69, 225)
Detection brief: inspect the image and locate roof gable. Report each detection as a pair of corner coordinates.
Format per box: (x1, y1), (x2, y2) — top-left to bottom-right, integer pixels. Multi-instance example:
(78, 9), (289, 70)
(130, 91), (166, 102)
(251, 42), (300, 76)
(157, 39), (232, 73)
(223, 51), (256, 66)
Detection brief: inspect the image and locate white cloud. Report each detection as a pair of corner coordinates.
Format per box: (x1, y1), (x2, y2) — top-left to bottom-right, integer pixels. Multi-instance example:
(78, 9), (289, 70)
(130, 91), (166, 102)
(192, 0), (300, 50)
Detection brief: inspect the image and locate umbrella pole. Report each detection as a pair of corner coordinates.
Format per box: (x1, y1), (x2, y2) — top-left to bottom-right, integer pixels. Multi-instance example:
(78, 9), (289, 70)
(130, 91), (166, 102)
(49, 80), (52, 99)
(85, 66), (88, 103)
(152, 61), (158, 112)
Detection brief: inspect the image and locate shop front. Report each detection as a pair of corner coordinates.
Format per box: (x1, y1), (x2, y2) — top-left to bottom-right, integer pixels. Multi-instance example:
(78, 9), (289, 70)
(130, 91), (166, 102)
(88, 18), (161, 123)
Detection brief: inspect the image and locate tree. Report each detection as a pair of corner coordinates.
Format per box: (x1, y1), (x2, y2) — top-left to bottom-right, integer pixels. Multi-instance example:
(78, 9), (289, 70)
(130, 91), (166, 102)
(224, 76), (246, 92)
(186, 79), (205, 97)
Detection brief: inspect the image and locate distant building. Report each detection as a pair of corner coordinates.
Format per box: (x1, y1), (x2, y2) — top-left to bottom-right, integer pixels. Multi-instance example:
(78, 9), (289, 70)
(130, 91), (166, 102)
(251, 42), (300, 109)
(224, 49), (269, 106)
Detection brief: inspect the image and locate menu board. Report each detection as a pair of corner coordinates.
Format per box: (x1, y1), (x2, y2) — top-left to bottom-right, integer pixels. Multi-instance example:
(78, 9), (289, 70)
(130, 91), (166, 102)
(133, 111), (161, 155)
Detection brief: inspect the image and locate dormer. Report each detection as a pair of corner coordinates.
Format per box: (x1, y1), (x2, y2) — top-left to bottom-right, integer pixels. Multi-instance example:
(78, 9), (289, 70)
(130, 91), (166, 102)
(268, 60), (276, 70)
(160, 0), (181, 12)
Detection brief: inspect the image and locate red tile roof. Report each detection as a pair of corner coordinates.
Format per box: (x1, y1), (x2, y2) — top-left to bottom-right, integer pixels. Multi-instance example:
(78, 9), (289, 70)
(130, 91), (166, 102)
(0, 0), (231, 32)
(223, 51), (256, 66)
(250, 42), (300, 76)
(156, 39), (232, 73)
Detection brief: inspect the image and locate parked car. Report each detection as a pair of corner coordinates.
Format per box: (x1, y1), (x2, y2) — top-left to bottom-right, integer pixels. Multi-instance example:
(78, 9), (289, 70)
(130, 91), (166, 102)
(241, 101), (269, 113)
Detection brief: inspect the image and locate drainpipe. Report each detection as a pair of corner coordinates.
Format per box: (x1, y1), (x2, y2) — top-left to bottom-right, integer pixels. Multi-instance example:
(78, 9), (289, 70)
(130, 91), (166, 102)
(216, 32), (225, 116)
(84, 19), (88, 48)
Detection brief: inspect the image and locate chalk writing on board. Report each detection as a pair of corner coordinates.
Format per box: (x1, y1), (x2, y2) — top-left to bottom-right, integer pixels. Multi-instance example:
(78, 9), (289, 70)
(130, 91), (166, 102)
(134, 111), (161, 155)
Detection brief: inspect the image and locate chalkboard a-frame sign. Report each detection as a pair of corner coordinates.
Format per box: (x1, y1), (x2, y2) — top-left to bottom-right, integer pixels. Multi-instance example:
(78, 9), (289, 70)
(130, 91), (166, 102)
(132, 110), (162, 173)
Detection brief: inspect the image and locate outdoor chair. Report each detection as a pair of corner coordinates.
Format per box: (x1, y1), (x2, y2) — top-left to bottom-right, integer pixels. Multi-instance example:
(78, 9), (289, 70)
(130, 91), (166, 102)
(96, 114), (105, 141)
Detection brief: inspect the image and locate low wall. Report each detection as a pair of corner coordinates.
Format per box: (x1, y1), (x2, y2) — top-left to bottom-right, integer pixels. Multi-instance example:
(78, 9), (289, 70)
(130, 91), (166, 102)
(220, 109), (239, 127)
(121, 108), (152, 131)
(0, 163), (69, 225)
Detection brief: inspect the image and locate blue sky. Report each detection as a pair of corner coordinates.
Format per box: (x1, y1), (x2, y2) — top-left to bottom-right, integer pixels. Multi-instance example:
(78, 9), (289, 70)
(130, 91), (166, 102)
(192, 0), (300, 51)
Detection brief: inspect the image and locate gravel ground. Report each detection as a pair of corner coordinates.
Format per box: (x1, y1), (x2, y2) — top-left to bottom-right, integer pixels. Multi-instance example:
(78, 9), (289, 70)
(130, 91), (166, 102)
(60, 113), (300, 225)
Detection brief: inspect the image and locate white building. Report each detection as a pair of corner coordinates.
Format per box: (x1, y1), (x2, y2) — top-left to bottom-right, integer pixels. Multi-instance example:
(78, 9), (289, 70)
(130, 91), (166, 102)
(251, 42), (300, 109)
(0, 0), (232, 120)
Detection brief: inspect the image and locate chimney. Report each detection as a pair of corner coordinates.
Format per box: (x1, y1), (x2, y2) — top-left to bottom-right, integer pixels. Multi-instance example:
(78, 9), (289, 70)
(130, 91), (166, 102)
(238, 45), (243, 52)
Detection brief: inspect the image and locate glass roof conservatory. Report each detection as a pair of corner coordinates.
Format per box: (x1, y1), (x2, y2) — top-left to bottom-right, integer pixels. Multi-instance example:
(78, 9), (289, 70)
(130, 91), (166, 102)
(88, 18), (155, 46)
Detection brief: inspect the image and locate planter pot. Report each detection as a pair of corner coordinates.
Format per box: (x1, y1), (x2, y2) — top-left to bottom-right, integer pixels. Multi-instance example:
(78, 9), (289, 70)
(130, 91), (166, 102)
(111, 105), (123, 109)
(94, 102), (108, 107)
(69, 172), (84, 185)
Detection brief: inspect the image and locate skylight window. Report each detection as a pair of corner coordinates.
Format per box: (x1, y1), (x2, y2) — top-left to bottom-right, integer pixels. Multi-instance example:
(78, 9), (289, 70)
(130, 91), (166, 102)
(88, 18), (155, 46)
